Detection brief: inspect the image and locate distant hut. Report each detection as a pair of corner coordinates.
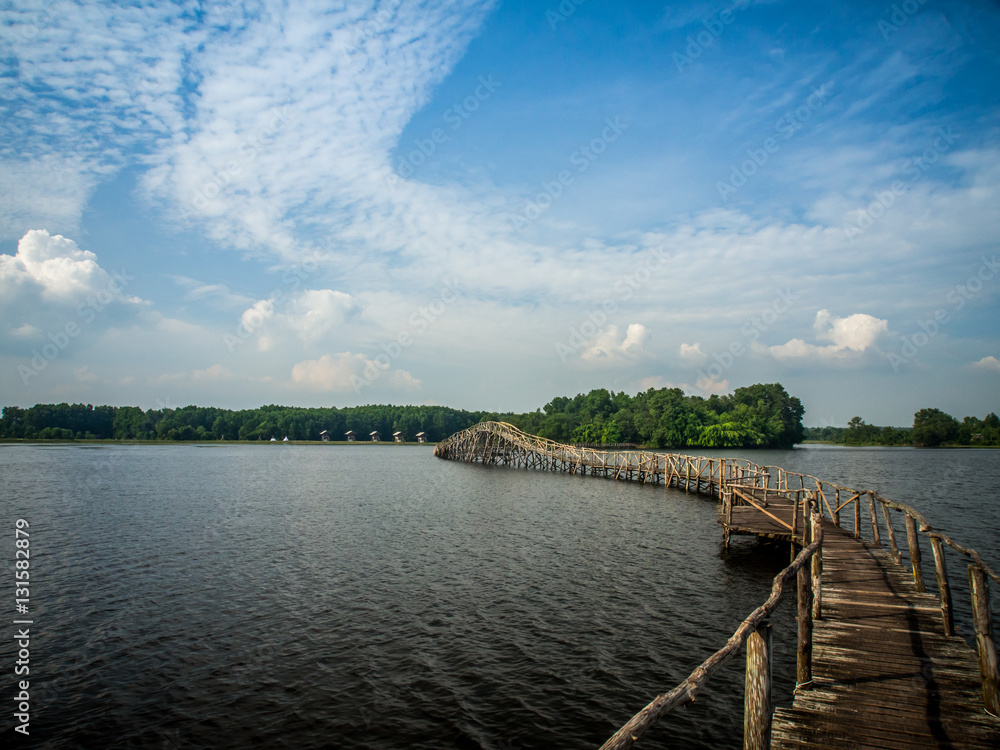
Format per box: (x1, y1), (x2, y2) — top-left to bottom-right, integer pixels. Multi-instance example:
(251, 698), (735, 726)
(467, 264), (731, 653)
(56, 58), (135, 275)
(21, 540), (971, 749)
(393, 431), (404, 443)
(269, 437), (276, 442)
(369, 430), (381, 442)
(416, 431), (428, 443)
(319, 430), (331, 442)
(282, 436), (289, 442)
(345, 430), (357, 442)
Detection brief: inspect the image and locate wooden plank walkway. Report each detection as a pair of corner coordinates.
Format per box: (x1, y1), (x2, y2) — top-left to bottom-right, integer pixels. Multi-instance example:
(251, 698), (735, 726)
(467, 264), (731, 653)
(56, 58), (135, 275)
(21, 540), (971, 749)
(720, 490), (1000, 748)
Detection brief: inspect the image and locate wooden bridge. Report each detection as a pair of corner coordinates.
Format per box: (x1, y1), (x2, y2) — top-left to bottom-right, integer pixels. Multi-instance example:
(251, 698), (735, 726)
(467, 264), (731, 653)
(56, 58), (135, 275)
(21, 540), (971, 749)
(434, 422), (1000, 749)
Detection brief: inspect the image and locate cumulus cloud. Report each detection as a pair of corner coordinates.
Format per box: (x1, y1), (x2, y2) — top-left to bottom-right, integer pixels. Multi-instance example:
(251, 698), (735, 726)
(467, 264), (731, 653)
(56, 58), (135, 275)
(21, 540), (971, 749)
(239, 289), (357, 350)
(679, 342), (707, 364)
(763, 309), (889, 363)
(73, 365), (99, 383)
(291, 353), (420, 393)
(814, 309), (888, 351)
(637, 375), (695, 392)
(0, 230), (146, 344)
(693, 376), (731, 396)
(0, 230), (129, 303)
(972, 355), (1000, 372)
(582, 323), (650, 363)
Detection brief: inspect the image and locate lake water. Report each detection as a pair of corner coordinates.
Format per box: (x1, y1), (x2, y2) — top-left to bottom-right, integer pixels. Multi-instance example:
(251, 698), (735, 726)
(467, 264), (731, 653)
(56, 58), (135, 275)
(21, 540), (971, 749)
(0, 443), (996, 749)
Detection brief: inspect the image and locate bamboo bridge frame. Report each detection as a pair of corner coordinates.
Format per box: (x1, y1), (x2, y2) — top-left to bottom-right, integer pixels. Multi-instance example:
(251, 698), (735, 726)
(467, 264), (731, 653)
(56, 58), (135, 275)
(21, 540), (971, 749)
(433, 421), (1000, 749)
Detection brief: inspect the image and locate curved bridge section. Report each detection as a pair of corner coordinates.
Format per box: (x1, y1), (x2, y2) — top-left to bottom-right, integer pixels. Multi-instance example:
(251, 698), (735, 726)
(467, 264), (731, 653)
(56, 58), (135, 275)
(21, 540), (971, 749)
(433, 420), (768, 494)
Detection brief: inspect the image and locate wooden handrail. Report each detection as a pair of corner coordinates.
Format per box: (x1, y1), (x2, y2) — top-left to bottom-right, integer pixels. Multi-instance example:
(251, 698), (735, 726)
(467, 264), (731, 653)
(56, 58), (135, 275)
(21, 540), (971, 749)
(731, 485), (794, 532)
(599, 509), (823, 750)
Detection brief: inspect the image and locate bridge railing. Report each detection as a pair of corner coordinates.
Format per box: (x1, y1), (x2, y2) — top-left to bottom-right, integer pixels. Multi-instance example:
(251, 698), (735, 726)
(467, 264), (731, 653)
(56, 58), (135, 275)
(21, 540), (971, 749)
(435, 420), (775, 492)
(751, 465), (1000, 718)
(600, 500), (825, 750)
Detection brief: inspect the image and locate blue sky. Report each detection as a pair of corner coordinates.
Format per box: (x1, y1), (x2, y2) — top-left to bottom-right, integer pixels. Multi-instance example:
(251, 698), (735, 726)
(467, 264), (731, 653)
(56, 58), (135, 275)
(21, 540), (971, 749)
(1, 0), (998, 427)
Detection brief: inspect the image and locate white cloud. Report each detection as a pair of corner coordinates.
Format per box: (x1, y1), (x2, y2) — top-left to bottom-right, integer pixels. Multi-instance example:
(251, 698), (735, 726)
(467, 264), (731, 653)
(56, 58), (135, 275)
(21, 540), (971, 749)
(679, 342), (707, 364)
(814, 309), (888, 351)
(0, 4), (192, 238)
(172, 276), (254, 309)
(285, 290), (357, 344)
(972, 355), (1000, 372)
(638, 375), (689, 392)
(10, 324), (40, 338)
(1, 230), (118, 303)
(73, 365), (99, 383)
(239, 289), (357, 351)
(764, 310), (889, 363)
(0, 230), (146, 344)
(694, 376), (731, 396)
(192, 364), (234, 383)
(133, 0), (502, 271)
(291, 352), (420, 393)
(581, 323), (650, 363)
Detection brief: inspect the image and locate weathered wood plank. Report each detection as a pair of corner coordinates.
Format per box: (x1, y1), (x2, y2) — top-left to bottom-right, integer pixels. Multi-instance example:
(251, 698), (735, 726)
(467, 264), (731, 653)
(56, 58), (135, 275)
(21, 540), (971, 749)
(772, 519), (1000, 749)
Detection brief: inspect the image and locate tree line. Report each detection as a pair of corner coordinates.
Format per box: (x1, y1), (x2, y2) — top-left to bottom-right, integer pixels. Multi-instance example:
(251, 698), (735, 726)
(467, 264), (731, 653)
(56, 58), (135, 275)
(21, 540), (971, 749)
(803, 409), (1000, 447)
(4, 392), (993, 449)
(0, 403), (487, 443)
(490, 382), (805, 449)
(0, 382), (805, 448)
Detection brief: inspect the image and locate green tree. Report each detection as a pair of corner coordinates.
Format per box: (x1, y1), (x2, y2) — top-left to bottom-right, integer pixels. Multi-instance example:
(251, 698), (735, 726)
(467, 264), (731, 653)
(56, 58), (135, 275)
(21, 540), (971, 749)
(912, 408), (960, 447)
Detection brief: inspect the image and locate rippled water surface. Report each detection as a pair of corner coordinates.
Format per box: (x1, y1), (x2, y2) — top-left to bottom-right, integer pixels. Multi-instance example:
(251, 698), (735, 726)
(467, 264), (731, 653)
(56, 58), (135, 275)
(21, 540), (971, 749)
(0, 443), (996, 749)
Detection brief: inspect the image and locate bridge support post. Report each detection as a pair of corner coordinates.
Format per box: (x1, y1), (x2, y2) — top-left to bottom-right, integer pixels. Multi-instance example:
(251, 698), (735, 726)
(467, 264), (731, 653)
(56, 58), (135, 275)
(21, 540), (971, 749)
(853, 497), (861, 539)
(811, 504), (823, 621)
(930, 536), (954, 636)
(722, 490), (732, 552)
(744, 621), (772, 750)
(867, 491), (881, 546)
(791, 493), (799, 544)
(881, 501), (901, 564)
(905, 515), (925, 592)
(968, 564), (1000, 716)
(797, 529), (813, 689)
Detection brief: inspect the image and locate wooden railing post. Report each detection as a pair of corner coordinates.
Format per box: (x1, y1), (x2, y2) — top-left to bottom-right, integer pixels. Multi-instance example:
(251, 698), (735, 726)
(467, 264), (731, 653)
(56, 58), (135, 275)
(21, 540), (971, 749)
(853, 496), (861, 539)
(867, 491), (881, 546)
(723, 490), (732, 552)
(930, 537), (954, 636)
(968, 564), (1000, 716)
(833, 489), (840, 527)
(905, 515), (925, 592)
(744, 621), (772, 750)
(881, 500), (901, 564)
(797, 519), (814, 689)
(811, 504), (823, 621)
